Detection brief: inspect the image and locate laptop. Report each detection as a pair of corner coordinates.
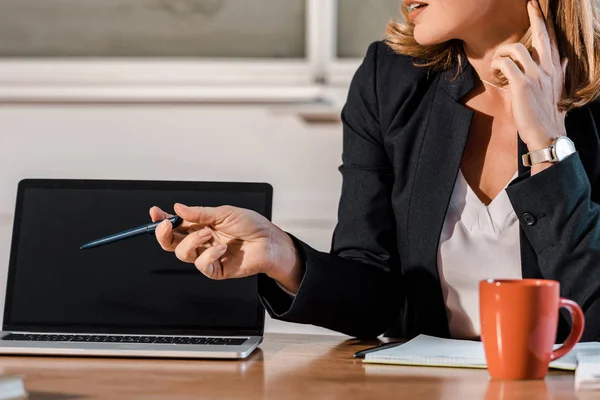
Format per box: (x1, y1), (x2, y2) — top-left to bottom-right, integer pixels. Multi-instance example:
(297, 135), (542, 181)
(0, 179), (272, 359)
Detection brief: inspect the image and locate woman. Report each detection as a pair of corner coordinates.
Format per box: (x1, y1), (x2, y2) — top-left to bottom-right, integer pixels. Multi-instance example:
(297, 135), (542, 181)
(150, 0), (600, 341)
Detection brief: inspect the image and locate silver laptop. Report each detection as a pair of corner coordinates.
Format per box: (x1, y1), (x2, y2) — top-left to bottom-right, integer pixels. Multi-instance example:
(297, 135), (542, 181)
(0, 179), (271, 359)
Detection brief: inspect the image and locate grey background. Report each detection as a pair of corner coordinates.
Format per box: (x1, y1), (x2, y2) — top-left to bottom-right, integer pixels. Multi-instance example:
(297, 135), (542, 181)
(0, 0), (401, 58)
(337, 0), (401, 58)
(0, 0), (306, 58)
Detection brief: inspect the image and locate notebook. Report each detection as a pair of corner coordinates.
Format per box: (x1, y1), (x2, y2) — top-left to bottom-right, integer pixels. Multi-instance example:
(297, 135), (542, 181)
(363, 335), (600, 371)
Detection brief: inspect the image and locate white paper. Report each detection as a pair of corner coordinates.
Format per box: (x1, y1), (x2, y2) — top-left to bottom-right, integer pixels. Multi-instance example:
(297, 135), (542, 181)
(576, 353), (600, 391)
(364, 334), (600, 371)
(0, 375), (27, 399)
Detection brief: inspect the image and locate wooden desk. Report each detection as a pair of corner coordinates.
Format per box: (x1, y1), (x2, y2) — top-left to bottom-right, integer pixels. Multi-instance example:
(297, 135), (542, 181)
(0, 334), (585, 400)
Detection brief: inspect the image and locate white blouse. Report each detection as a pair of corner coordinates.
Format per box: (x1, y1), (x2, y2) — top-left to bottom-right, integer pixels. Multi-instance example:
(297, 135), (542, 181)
(437, 170), (522, 339)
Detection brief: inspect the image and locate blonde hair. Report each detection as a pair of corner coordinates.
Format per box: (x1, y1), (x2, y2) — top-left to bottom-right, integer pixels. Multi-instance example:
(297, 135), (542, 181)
(385, 0), (600, 111)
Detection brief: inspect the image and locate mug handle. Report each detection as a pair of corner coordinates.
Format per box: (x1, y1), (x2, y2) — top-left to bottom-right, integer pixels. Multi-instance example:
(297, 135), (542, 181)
(550, 298), (585, 360)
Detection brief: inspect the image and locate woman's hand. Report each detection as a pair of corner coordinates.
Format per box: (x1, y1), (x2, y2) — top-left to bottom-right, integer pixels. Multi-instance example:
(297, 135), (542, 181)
(149, 203), (303, 293)
(491, 0), (568, 165)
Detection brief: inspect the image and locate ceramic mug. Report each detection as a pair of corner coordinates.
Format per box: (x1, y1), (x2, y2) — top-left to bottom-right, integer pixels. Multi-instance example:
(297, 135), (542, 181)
(479, 279), (585, 380)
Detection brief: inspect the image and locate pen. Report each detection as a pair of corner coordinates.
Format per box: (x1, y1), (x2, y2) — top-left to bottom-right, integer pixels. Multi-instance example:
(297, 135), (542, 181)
(353, 341), (403, 358)
(80, 216), (183, 250)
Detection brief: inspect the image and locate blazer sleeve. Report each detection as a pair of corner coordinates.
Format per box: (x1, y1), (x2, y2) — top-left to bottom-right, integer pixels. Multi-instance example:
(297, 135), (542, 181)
(257, 41), (404, 338)
(506, 101), (600, 341)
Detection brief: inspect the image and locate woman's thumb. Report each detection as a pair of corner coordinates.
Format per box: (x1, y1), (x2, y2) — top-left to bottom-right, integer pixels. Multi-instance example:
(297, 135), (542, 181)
(174, 203), (217, 226)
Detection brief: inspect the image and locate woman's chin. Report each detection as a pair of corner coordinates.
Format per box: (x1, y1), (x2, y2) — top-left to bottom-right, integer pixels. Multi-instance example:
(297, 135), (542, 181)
(413, 28), (447, 46)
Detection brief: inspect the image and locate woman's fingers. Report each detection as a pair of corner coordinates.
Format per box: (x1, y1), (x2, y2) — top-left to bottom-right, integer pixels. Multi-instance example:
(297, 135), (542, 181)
(154, 203), (242, 278)
(494, 43), (538, 76)
(174, 228), (213, 263)
(194, 243), (228, 279)
(491, 56), (526, 88)
(155, 219), (188, 252)
(149, 206), (172, 222)
(174, 203), (224, 226)
(544, 7), (561, 69)
(527, 0), (553, 72)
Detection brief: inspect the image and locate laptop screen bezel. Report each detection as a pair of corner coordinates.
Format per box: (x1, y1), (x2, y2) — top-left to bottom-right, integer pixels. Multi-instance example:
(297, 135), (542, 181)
(3, 178), (270, 337)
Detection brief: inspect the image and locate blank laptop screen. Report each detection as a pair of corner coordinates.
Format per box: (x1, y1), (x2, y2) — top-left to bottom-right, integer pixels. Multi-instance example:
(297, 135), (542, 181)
(4, 180), (270, 336)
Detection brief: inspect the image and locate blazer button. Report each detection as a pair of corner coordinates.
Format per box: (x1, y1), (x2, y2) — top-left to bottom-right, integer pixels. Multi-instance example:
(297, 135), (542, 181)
(522, 212), (537, 226)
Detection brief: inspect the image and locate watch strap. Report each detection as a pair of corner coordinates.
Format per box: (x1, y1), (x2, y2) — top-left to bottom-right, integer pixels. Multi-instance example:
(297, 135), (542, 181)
(522, 146), (556, 167)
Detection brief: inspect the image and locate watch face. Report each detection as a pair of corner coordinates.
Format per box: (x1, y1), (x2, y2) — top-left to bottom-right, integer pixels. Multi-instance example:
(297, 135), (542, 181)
(555, 137), (576, 160)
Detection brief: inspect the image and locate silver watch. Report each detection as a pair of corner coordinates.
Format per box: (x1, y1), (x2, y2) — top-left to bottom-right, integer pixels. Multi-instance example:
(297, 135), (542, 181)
(522, 136), (576, 167)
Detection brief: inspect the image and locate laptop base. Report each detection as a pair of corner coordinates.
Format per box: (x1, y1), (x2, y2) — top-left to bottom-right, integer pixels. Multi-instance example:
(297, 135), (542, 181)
(0, 332), (262, 359)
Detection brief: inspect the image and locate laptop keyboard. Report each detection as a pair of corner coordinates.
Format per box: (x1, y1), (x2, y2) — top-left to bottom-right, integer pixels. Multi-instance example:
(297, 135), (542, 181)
(2, 333), (247, 346)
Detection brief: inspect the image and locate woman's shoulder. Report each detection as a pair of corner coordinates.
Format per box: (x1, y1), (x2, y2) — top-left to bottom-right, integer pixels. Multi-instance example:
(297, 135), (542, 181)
(368, 41), (429, 74)
(347, 41), (431, 105)
(587, 97), (600, 117)
(359, 41), (433, 89)
(569, 97), (600, 131)
(347, 41), (435, 132)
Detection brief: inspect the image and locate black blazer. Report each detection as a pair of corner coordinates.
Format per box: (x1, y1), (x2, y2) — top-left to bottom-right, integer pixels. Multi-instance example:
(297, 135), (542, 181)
(258, 41), (600, 341)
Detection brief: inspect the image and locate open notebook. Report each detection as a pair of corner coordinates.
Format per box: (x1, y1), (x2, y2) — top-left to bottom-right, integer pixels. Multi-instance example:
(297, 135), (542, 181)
(363, 335), (600, 371)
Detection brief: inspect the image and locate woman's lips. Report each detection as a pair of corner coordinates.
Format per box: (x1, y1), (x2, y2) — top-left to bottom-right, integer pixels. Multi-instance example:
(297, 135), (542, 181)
(408, 4), (428, 22)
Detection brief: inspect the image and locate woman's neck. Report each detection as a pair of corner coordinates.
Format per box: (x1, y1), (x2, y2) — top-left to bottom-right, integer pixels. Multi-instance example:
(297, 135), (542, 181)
(461, 8), (529, 84)
(462, 38), (523, 84)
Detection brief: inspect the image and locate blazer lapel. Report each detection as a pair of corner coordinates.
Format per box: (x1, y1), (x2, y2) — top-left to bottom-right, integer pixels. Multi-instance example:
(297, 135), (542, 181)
(406, 58), (476, 337)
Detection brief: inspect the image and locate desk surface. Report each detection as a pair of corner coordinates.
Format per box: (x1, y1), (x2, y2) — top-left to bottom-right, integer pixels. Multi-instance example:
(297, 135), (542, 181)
(0, 333), (585, 400)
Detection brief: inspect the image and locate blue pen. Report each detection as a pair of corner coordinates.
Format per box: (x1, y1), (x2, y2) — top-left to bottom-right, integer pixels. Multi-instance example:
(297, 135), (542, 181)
(80, 216), (183, 250)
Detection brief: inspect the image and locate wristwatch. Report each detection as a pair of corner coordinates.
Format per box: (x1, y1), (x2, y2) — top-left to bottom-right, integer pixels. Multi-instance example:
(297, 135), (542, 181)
(522, 136), (576, 167)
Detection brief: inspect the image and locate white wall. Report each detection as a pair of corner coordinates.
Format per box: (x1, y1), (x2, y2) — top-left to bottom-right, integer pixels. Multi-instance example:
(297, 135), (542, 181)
(0, 103), (346, 335)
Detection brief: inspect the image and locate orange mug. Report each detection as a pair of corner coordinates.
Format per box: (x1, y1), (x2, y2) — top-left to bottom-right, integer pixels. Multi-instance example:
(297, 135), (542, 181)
(479, 279), (585, 380)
